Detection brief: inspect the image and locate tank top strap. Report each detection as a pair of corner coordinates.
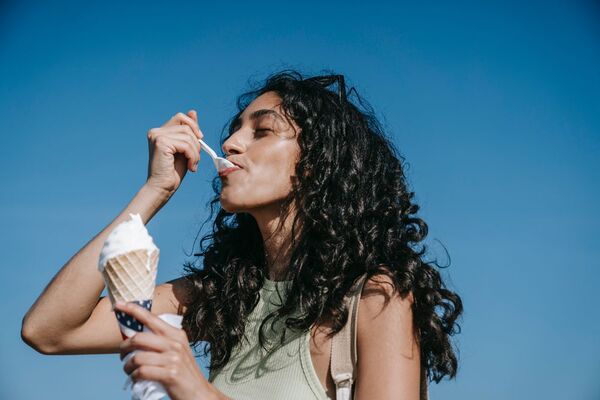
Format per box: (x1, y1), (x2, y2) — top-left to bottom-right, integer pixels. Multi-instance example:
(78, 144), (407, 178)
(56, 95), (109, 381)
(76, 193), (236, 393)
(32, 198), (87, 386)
(331, 272), (429, 400)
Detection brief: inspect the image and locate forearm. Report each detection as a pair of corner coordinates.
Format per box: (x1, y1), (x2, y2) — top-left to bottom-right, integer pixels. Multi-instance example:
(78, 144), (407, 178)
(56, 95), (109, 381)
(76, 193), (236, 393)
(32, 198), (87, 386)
(21, 184), (172, 348)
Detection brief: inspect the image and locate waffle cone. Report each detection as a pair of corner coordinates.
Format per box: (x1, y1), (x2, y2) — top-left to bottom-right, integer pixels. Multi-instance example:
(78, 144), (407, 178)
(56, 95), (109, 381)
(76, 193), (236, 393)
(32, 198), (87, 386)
(102, 248), (159, 305)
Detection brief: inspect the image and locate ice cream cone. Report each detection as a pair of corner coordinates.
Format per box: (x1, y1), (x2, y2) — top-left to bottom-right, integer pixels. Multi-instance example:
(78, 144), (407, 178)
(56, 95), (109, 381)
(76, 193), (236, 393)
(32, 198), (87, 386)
(102, 248), (159, 306)
(98, 213), (174, 399)
(98, 213), (160, 339)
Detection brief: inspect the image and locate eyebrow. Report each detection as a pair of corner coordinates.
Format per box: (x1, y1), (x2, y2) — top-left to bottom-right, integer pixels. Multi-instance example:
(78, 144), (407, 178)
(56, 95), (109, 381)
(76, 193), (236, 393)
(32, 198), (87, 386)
(231, 109), (282, 130)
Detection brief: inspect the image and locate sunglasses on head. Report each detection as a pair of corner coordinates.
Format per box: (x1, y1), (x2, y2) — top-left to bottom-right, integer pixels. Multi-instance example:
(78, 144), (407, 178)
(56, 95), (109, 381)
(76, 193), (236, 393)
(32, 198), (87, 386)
(304, 74), (347, 105)
(304, 74), (351, 136)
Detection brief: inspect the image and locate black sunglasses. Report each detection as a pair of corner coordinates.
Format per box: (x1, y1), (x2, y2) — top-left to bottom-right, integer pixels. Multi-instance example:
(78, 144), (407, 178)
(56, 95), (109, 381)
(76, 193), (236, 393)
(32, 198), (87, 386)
(304, 74), (349, 135)
(304, 74), (347, 105)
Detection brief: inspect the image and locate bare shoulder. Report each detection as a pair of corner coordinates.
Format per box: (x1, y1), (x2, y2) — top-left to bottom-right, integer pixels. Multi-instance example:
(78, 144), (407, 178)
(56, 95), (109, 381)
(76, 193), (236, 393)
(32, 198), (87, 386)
(357, 273), (415, 342)
(354, 273), (420, 399)
(359, 273), (414, 314)
(153, 276), (195, 316)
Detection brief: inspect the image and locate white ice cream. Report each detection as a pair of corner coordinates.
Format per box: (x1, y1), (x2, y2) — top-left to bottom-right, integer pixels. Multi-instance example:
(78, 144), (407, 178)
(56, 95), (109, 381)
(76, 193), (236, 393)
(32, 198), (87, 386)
(98, 213), (159, 273)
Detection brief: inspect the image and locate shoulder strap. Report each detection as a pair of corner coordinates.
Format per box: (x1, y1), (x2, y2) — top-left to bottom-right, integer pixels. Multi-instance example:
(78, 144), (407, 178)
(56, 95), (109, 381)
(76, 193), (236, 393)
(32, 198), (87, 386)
(330, 273), (368, 400)
(330, 273), (429, 400)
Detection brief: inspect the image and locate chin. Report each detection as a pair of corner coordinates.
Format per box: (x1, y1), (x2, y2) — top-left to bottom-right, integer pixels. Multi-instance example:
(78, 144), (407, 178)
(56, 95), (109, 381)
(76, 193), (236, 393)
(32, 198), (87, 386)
(219, 195), (245, 214)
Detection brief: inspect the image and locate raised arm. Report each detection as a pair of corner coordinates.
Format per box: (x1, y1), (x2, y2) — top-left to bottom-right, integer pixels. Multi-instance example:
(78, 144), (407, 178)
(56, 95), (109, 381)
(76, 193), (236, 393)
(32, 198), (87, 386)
(21, 110), (204, 355)
(21, 185), (176, 354)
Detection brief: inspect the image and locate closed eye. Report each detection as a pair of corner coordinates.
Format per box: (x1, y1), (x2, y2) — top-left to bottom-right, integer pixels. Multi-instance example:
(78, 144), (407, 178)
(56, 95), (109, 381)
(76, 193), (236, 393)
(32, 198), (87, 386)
(254, 128), (270, 137)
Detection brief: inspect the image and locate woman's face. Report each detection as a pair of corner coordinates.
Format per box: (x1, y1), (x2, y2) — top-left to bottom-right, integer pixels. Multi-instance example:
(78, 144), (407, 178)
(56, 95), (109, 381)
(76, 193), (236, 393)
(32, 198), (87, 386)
(219, 91), (301, 214)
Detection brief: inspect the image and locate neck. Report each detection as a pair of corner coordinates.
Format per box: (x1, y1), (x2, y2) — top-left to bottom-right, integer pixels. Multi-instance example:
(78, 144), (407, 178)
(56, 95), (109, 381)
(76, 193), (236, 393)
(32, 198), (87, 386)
(250, 202), (299, 281)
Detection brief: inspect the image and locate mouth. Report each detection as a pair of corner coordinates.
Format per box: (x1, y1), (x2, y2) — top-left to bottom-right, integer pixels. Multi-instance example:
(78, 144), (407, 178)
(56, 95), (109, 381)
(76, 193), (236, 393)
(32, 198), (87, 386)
(227, 160), (244, 169)
(218, 166), (242, 178)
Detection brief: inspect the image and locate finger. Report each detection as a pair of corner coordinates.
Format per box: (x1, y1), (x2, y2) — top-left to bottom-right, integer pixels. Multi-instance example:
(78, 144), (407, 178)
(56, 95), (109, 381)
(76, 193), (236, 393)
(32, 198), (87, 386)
(169, 137), (200, 171)
(115, 302), (177, 338)
(172, 125), (202, 153)
(119, 332), (171, 360)
(187, 109), (205, 139)
(159, 125), (201, 154)
(164, 111), (196, 131)
(130, 365), (176, 385)
(123, 350), (170, 375)
(164, 112), (203, 140)
(152, 135), (199, 172)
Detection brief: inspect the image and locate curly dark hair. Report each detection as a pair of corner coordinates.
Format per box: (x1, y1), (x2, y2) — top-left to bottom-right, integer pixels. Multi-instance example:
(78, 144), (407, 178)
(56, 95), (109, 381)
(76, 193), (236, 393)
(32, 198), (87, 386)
(180, 69), (463, 385)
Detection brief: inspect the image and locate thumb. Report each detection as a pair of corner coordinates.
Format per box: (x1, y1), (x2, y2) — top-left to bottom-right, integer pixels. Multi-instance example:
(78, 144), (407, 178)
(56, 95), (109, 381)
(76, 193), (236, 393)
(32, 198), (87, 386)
(188, 109), (198, 122)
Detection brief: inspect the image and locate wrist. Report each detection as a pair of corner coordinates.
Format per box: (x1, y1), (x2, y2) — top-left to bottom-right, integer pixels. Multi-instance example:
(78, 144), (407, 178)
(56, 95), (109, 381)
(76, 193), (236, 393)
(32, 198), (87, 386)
(126, 184), (172, 224)
(140, 182), (173, 203)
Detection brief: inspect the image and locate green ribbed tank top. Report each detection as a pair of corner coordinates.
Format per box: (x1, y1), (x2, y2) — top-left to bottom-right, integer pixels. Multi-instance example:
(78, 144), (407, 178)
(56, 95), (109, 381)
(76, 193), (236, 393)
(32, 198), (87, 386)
(208, 277), (331, 400)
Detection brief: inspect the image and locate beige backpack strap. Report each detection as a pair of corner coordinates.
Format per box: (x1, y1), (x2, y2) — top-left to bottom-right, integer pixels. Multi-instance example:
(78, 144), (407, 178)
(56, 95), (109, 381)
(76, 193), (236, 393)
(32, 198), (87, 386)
(330, 273), (368, 400)
(331, 272), (429, 400)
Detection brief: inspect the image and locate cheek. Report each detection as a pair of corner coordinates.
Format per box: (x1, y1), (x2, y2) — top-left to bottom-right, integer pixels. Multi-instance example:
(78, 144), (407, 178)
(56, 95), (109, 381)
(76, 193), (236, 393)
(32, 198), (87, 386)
(255, 159), (294, 187)
(255, 172), (293, 200)
(220, 156), (296, 208)
(238, 165), (294, 200)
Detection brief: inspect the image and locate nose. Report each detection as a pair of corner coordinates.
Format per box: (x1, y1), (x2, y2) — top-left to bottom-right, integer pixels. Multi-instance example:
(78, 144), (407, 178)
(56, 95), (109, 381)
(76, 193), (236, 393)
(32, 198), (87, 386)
(222, 135), (244, 156)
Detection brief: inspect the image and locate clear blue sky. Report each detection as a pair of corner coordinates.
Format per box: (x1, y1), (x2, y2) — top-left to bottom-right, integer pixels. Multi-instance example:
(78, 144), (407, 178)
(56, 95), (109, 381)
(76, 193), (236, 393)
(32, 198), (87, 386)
(1, 1), (599, 399)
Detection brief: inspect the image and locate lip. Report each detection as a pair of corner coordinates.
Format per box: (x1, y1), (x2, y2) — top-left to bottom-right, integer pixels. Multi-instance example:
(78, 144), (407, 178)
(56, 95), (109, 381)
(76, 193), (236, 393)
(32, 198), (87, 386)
(218, 167), (242, 178)
(227, 160), (244, 169)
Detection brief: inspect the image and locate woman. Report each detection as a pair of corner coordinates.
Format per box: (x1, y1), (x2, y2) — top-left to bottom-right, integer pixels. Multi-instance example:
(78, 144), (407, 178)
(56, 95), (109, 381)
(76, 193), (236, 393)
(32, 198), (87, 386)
(21, 70), (463, 400)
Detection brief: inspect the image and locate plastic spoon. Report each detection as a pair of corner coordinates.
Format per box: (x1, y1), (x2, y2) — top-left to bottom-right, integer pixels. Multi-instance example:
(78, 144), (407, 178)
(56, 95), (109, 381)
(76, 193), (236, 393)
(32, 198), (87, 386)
(198, 139), (235, 171)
